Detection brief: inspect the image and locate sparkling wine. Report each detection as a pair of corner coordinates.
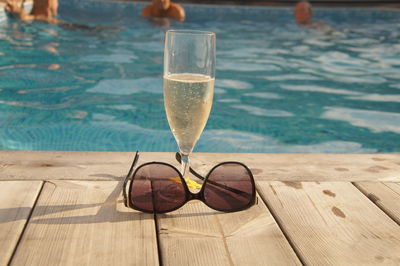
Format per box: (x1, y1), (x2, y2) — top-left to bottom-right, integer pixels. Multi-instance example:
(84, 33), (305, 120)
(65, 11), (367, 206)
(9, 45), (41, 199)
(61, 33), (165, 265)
(164, 73), (214, 155)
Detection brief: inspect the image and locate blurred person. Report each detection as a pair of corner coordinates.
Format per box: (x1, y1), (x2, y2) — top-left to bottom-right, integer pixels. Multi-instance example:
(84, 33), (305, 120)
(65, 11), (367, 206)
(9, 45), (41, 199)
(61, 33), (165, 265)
(142, 0), (185, 22)
(294, 0), (314, 25)
(294, 0), (338, 33)
(4, 0), (61, 24)
(4, 0), (97, 30)
(294, 0), (328, 28)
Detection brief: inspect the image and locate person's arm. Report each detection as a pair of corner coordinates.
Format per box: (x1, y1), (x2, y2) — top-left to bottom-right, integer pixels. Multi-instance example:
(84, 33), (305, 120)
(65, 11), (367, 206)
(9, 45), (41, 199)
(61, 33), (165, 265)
(4, 0), (34, 20)
(168, 3), (185, 21)
(141, 4), (153, 17)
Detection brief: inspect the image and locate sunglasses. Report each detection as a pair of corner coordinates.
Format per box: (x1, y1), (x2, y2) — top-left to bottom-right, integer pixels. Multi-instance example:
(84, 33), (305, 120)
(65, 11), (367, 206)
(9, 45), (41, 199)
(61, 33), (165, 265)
(122, 152), (256, 214)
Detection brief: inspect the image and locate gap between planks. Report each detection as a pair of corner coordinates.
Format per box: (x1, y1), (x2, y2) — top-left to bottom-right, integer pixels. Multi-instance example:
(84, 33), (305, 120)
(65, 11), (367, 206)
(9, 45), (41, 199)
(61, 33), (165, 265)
(255, 186), (307, 266)
(352, 182), (400, 226)
(7, 181), (45, 266)
(0, 181), (44, 266)
(154, 213), (164, 266)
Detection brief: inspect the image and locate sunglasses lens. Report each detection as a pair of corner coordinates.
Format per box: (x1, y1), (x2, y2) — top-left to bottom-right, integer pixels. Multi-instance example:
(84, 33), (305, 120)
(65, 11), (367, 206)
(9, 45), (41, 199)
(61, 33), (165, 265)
(130, 163), (187, 213)
(203, 163), (254, 212)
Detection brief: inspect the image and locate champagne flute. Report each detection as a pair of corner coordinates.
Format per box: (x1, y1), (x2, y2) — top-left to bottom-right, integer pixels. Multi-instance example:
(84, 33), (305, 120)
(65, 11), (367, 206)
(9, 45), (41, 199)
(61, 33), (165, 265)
(163, 30), (216, 184)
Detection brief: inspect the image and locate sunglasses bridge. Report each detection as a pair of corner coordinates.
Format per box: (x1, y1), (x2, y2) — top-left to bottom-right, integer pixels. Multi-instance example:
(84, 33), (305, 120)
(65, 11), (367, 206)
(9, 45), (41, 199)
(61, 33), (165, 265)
(187, 191), (202, 201)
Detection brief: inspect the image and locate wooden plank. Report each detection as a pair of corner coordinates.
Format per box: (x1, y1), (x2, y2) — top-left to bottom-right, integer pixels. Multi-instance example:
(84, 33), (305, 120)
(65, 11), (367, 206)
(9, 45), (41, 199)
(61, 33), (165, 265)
(1, 151), (399, 181)
(354, 182), (400, 225)
(0, 181), (43, 266)
(257, 181), (400, 265)
(0, 151), (136, 181)
(11, 181), (159, 266)
(191, 153), (400, 182)
(157, 194), (301, 266)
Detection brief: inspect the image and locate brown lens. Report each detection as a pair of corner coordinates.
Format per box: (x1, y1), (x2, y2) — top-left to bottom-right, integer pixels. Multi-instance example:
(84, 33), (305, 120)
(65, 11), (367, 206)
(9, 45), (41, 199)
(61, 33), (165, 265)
(203, 163), (254, 211)
(130, 163), (187, 213)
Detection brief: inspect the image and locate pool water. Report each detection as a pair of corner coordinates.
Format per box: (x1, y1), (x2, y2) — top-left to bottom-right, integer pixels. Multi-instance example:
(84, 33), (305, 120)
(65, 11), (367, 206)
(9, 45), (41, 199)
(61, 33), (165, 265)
(0, 0), (399, 153)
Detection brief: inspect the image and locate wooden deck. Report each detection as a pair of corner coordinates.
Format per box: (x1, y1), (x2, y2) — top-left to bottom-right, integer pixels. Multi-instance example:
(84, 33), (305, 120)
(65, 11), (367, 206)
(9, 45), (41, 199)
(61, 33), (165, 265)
(1, 151), (399, 265)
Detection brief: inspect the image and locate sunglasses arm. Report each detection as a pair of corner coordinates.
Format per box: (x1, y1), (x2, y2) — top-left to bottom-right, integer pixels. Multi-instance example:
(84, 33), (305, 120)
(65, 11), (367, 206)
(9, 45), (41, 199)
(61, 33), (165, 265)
(123, 151), (139, 208)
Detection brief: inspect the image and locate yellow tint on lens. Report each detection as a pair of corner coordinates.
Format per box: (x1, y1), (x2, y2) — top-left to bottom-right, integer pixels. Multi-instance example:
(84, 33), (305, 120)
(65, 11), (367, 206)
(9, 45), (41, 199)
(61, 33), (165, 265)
(169, 177), (201, 189)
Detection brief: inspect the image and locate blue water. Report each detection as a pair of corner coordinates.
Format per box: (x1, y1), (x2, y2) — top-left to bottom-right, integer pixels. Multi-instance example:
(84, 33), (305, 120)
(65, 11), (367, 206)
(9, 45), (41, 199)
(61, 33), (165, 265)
(0, 0), (399, 153)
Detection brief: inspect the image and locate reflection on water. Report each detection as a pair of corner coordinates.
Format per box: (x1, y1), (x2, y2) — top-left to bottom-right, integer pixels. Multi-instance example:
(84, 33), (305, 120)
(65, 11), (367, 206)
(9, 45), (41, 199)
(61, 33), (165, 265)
(321, 107), (400, 134)
(216, 79), (253, 90)
(87, 78), (163, 95)
(0, 1), (399, 152)
(280, 84), (362, 95)
(232, 105), (293, 117)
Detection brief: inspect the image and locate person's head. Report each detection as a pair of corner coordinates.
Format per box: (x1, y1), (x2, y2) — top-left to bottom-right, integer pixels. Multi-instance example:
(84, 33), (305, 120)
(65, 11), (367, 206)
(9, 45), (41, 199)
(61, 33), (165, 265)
(32, 0), (58, 17)
(152, 0), (170, 10)
(294, 0), (312, 25)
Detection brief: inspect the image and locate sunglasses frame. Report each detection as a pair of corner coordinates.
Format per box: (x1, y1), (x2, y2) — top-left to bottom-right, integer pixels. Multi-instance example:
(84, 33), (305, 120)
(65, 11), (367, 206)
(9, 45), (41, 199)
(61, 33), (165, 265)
(123, 152), (256, 214)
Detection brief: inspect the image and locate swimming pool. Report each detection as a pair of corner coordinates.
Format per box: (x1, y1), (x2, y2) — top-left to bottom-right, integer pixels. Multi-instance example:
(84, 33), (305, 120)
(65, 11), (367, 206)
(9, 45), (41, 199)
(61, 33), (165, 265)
(0, 0), (399, 153)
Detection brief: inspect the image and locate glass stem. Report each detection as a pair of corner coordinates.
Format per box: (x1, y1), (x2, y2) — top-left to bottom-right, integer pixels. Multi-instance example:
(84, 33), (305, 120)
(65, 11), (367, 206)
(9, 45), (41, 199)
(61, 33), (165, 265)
(180, 153), (190, 180)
